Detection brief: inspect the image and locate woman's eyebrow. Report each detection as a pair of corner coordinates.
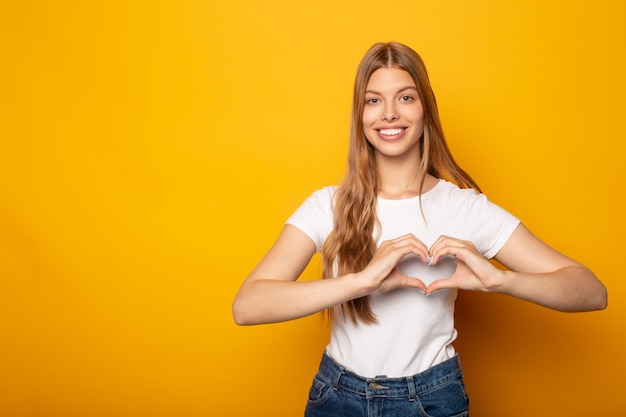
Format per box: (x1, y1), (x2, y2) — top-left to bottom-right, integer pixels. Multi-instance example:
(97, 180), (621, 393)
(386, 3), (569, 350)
(365, 86), (419, 95)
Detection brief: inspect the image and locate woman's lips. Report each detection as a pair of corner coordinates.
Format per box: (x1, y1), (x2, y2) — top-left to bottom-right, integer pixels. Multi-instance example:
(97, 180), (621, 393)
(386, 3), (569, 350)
(377, 127), (406, 139)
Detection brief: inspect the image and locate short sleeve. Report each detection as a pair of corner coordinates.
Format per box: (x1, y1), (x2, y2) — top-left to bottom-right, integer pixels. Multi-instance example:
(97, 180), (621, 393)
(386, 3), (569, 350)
(466, 193), (520, 259)
(285, 187), (336, 252)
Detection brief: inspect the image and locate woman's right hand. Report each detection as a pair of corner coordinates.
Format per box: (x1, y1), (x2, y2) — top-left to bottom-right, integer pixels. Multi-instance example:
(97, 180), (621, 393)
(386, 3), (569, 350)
(234, 228), (430, 326)
(357, 234), (430, 294)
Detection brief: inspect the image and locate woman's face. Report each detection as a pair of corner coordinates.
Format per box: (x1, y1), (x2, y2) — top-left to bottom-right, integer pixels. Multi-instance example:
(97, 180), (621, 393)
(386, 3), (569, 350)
(362, 67), (425, 160)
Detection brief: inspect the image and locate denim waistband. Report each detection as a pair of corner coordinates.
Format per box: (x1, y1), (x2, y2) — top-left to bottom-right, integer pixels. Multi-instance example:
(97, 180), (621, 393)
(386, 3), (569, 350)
(317, 352), (464, 399)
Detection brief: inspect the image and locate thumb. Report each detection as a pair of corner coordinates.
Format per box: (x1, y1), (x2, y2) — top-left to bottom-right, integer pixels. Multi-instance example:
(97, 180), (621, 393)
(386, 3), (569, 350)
(404, 276), (428, 293)
(425, 277), (454, 295)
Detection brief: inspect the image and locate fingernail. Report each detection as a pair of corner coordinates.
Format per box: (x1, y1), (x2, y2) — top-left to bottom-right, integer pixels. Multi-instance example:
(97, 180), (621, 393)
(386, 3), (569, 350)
(427, 256), (433, 266)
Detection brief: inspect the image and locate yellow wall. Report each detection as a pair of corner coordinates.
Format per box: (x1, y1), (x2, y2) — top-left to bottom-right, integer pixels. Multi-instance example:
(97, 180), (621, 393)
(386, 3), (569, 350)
(1, 1), (624, 416)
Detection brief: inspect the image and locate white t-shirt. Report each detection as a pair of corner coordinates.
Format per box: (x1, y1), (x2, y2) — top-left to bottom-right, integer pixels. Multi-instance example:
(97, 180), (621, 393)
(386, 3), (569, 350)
(286, 179), (520, 378)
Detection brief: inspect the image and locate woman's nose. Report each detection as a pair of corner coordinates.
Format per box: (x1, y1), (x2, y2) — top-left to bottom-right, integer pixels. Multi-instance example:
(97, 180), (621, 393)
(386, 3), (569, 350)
(382, 104), (398, 122)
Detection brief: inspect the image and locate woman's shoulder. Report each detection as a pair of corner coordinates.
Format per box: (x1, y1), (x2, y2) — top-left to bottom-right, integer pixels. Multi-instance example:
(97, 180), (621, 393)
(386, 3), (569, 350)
(292, 186), (339, 215)
(306, 185), (339, 203)
(432, 180), (515, 222)
(287, 186), (338, 250)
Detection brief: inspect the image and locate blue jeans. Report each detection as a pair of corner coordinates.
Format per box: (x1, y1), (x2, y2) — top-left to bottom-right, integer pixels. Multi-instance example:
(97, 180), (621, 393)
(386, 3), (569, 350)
(304, 352), (469, 417)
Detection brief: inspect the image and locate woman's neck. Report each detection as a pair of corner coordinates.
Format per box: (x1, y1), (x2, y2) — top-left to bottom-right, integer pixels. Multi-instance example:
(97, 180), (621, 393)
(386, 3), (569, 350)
(375, 155), (438, 199)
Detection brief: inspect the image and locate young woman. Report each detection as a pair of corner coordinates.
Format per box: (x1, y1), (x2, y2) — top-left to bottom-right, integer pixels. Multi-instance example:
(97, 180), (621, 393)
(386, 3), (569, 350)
(232, 42), (607, 417)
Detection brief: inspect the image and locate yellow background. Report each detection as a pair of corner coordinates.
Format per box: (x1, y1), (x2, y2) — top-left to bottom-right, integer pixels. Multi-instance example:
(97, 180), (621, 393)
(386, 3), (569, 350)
(1, 1), (624, 416)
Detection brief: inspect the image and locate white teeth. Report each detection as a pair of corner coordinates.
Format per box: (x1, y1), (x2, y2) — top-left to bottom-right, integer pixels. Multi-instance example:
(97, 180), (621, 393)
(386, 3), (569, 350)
(379, 128), (404, 136)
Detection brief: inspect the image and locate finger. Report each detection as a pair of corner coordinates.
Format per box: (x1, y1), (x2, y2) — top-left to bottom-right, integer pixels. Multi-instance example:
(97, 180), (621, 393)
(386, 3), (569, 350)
(425, 277), (455, 294)
(439, 242), (479, 266)
(429, 236), (466, 265)
(428, 235), (450, 263)
(382, 236), (430, 264)
(373, 268), (427, 294)
(403, 276), (428, 293)
(389, 233), (429, 251)
(404, 235), (431, 263)
(366, 240), (430, 285)
(386, 267), (428, 293)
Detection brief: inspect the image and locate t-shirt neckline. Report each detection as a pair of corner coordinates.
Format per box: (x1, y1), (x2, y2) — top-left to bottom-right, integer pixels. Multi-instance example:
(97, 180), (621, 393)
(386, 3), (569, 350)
(376, 179), (445, 203)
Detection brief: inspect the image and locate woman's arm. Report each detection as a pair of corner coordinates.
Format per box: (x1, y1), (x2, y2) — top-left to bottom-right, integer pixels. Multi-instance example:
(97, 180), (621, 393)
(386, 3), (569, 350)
(233, 225), (353, 325)
(426, 224), (608, 312)
(492, 224), (607, 311)
(233, 225), (430, 325)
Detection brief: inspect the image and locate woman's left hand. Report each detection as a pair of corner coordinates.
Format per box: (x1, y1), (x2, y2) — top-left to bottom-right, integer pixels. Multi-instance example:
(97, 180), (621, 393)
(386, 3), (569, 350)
(424, 225), (606, 312)
(425, 235), (503, 294)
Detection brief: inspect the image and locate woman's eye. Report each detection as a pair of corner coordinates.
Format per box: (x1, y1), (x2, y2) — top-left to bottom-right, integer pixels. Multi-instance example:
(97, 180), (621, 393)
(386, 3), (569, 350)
(366, 98), (380, 104)
(400, 95), (414, 102)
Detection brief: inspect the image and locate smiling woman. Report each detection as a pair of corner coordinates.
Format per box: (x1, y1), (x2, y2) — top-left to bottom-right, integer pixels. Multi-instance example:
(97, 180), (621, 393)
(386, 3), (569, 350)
(1, 1), (623, 416)
(232, 42), (607, 417)
(362, 68), (425, 165)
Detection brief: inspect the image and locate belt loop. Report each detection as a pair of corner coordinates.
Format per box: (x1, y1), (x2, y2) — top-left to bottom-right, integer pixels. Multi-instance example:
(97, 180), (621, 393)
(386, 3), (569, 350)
(333, 362), (344, 387)
(406, 375), (416, 401)
(323, 352), (344, 387)
(336, 368), (345, 387)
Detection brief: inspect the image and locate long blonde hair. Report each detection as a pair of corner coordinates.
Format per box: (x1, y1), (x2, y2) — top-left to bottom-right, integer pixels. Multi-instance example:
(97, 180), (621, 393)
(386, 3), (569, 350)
(321, 42), (480, 324)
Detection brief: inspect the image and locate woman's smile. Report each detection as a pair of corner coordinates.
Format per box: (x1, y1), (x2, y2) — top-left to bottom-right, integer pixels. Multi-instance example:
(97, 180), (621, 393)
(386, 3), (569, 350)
(377, 127), (407, 139)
